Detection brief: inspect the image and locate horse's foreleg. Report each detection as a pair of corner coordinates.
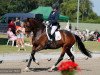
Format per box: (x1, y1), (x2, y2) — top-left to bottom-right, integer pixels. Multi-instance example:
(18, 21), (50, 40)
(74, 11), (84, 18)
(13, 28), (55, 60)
(27, 55), (32, 67)
(24, 54), (33, 72)
(25, 50), (37, 71)
(31, 50), (39, 65)
(26, 50), (36, 68)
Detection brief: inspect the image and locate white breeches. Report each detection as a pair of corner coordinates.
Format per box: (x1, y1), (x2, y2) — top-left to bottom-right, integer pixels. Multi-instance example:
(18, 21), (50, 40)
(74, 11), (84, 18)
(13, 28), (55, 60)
(51, 26), (57, 35)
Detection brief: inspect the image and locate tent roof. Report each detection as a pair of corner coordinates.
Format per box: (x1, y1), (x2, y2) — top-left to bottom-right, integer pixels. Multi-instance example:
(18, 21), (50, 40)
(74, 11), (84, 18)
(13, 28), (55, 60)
(1, 13), (35, 23)
(30, 6), (69, 21)
(3, 13), (35, 19)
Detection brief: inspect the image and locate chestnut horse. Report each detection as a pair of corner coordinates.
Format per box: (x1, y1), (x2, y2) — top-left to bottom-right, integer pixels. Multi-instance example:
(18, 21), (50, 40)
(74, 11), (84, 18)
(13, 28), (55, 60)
(24, 18), (92, 71)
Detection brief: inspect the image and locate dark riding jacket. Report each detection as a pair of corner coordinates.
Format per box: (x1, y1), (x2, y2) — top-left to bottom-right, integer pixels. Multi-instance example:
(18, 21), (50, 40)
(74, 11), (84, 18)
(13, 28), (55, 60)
(48, 10), (60, 26)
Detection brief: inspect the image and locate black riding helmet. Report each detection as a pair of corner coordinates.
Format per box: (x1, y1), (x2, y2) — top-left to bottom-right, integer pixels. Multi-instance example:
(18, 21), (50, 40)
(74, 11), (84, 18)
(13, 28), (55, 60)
(52, 4), (59, 10)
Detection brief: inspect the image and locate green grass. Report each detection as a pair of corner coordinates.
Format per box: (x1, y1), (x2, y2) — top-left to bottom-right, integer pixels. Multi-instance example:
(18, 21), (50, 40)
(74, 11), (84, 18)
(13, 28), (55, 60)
(0, 45), (32, 53)
(0, 34), (32, 53)
(0, 40), (100, 54)
(74, 41), (100, 52)
(84, 41), (100, 51)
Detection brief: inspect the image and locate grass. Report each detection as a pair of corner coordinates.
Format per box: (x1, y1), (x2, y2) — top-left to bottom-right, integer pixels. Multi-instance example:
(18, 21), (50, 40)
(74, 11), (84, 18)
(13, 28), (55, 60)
(0, 34), (32, 53)
(0, 34), (100, 54)
(84, 41), (100, 51)
(74, 41), (100, 52)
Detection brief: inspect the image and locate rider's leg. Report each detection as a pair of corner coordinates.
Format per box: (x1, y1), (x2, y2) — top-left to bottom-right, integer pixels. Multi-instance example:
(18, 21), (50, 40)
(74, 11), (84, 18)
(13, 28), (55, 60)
(51, 26), (57, 35)
(51, 26), (57, 41)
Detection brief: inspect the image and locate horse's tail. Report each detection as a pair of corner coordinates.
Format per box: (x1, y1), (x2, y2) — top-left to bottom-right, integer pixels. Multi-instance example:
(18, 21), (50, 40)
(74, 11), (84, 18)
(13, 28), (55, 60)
(74, 34), (92, 58)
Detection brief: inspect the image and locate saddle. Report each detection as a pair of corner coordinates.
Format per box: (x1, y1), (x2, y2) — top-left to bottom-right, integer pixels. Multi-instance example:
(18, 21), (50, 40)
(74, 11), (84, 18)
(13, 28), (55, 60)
(46, 26), (61, 41)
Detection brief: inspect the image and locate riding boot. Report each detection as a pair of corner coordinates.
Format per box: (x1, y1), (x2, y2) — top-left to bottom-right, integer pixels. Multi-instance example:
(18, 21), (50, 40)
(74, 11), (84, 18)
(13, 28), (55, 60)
(51, 34), (57, 48)
(52, 34), (55, 42)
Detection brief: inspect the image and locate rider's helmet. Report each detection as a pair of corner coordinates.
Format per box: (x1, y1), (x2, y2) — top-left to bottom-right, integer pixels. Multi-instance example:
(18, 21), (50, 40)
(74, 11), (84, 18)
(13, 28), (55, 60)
(52, 4), (59, 10)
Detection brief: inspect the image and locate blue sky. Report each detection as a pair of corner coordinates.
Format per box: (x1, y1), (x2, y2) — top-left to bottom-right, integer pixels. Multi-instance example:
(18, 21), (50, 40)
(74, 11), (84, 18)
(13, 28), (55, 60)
(91, 0), (100, 16)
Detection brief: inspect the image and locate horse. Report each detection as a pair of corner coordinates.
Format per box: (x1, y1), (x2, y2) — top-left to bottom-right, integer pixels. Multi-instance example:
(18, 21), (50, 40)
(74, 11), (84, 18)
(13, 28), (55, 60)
(24, 18), (92, 71)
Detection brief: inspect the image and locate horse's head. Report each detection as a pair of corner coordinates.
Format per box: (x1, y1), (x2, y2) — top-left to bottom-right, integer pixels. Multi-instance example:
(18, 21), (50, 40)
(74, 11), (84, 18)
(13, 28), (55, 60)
(24, 18), (45, 37)
(23, 18), (33, 37)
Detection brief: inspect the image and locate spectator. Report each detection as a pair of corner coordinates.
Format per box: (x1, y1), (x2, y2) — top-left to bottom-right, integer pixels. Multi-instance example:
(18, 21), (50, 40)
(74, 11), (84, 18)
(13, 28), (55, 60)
(16, 22), (25, 47)
(14, 18), (21, 30)
(7, 28), (17, 46)
(65, 20), (70, 31)
(69, 23), (72, 31)
(8, 19), (16, 34)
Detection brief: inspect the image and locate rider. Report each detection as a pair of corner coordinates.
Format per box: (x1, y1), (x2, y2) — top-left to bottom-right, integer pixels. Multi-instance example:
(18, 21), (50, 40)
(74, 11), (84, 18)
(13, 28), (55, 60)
(48, 5), (60, 41)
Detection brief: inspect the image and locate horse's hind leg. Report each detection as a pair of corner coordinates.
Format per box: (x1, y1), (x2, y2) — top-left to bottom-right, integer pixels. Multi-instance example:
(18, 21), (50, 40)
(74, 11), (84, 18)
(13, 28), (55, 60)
(55, 51), (65, 66)
(66, 47), (75, 62)
(49, 51), (65, 71)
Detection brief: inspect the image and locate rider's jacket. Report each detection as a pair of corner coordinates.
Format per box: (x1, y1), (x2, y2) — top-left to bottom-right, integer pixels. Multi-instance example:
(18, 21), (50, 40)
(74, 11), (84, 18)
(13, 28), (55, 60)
(48, 10), (59, 26)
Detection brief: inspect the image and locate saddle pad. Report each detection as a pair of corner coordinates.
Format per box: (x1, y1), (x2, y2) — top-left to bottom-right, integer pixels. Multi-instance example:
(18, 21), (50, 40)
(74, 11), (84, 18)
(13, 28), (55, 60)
(55, 31), (61, 41)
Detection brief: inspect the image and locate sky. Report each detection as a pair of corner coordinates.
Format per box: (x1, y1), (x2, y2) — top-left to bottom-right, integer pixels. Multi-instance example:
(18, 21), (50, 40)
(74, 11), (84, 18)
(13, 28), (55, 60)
(91, 0), (100, 16)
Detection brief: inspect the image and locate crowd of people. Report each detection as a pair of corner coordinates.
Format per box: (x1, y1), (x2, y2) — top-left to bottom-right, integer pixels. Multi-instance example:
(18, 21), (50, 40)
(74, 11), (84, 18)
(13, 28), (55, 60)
(65, 22), (100, 42)
(7, 18), (32, 48)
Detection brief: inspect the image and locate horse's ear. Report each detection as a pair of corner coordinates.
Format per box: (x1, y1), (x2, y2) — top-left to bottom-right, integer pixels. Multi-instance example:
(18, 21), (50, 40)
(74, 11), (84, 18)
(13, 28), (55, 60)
(26, 18), (30, 21)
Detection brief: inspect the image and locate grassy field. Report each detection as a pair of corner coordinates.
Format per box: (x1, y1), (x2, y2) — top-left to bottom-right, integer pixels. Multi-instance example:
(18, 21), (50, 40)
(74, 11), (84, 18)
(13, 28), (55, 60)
(0, 33), (100, 54)
(0, 34), (32, 53)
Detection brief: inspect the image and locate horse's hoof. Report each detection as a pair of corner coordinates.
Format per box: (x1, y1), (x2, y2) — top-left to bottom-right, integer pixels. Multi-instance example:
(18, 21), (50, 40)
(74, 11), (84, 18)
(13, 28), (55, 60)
(35, 61), (39, 65)
(47, 58), (52, 61)
(48, 65), (56, 72)
(85, 57), (88, 60)
(24, 67), (30, 72)
(48, 68), (53, 72)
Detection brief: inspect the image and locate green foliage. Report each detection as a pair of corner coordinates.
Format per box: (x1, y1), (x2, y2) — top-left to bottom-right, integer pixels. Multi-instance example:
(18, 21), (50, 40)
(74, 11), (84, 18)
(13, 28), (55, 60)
(0, 0), (38, 14)
(0, 0), (100, 23)
(83, 18), (100, 23)
(37, 0), (54, 6)
(60, 0), (77, 21)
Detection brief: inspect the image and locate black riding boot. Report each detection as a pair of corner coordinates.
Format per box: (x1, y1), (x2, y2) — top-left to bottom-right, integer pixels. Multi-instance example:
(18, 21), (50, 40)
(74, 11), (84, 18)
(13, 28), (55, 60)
(51, 34), (55, 41)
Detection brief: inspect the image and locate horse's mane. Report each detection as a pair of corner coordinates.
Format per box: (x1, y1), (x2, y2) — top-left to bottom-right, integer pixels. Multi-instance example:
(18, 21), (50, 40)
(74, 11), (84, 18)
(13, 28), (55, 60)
(29, 18), (45, 29)
(25, 18), (46, 38)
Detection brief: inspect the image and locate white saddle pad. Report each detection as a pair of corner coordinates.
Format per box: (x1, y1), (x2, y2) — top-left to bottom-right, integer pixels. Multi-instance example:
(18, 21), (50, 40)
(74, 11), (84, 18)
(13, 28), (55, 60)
(55, 31), (61, 41)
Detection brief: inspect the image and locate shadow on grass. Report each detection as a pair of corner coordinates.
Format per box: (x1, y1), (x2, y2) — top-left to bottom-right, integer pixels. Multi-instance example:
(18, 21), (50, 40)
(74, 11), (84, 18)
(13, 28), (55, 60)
(0, 38), (8, 45)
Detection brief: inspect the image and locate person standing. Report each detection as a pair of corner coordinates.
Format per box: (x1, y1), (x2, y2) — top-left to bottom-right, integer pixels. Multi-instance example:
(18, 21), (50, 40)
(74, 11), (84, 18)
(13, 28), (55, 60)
(16, 22), (25, 48)
(14, 18), (21, 30)
(8, 19), (16, 34)
(48, 6), (60, 41)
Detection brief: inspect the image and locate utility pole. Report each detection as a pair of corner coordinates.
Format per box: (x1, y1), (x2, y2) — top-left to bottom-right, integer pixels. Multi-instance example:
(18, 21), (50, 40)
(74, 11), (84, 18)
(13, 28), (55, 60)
(77, 0), (80, 29)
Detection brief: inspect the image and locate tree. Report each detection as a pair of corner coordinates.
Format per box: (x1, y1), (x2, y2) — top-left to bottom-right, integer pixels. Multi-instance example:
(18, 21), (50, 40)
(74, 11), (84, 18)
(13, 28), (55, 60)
(0, 0), (99, 23)
(79, 0), (93, 21)
(60, 0), (77, 21)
